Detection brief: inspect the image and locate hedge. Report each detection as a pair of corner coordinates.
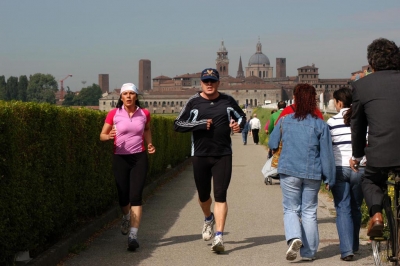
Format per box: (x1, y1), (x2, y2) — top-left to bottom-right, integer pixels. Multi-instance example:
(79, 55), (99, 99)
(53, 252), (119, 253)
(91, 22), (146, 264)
(0, 101), (190, 265)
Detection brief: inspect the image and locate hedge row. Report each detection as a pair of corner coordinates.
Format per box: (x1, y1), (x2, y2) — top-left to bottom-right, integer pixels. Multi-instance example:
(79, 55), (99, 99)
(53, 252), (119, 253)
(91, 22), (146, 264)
(0, 101), (190, 265)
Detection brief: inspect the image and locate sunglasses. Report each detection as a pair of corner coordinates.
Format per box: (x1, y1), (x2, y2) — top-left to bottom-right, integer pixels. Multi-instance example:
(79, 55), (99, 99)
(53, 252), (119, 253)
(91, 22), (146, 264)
(202, 79), (218, 84)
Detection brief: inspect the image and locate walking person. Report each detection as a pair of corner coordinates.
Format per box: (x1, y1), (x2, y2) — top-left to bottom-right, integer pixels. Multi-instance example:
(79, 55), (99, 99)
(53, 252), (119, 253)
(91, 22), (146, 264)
(264, 109), (277, 135)
(350, 38), (400, 237)
(268, 101), (286, 134)
(100, 83), (156, 251)
(174, 68), (246, 252)
(268, 83), (335, 261)
(327, 87), (365, 261)
(249, 113), (261, 144)
(242, 119), (250, 145)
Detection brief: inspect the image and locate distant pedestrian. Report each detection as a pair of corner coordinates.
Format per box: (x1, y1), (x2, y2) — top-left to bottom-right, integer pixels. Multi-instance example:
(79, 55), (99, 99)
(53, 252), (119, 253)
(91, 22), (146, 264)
(99, 83), (156, 251)
(268, 101), (286, 134)
(264, 109), (277, 135)
(242, 120), (250, 145)
(327, 87), (365, 261)
(269, 83), (335, 261)
(249, 113), (261, 144)
(174, 68), (246, 253)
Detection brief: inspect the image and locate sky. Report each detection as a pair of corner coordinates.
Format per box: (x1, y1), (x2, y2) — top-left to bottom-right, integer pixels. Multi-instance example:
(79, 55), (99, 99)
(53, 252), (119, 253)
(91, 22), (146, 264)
(1, 1), (400, 91)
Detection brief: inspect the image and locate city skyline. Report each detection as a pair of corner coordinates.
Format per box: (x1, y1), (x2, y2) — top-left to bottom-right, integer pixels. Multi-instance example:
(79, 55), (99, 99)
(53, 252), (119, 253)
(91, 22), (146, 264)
(1, 1), (399, 91)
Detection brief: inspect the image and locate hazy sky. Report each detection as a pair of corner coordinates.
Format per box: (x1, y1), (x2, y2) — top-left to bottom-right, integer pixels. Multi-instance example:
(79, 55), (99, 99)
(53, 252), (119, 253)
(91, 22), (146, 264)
(1, 1), (399, 91)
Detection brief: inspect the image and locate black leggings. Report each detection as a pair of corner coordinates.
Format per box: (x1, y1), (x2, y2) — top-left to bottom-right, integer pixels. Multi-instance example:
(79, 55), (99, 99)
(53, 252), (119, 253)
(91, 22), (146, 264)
(113, 152), (148, 207)
(192, 155), (232, 203)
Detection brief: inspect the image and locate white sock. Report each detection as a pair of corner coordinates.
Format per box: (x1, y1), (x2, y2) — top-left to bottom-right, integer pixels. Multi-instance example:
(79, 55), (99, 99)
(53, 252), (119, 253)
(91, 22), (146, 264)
(129, 227), (138, 237)
(123, 211), (130, 220)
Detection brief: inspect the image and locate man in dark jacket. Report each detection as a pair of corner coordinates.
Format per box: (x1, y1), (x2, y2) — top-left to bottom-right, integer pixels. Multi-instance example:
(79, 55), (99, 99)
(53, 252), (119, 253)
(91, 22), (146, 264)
(350, 38), (400, 237)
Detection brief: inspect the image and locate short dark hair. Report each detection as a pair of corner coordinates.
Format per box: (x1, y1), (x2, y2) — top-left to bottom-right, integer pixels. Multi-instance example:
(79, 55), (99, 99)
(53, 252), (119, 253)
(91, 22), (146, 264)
(277, 101), (287, 109)
(367, 38), (400, 71)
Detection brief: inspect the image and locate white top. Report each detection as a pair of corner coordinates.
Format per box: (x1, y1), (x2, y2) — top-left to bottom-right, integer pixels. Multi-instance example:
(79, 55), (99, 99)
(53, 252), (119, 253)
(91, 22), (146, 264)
(249, 117), (261, 130)
(327, 108), (366, 166)
(327, 108), (353, 166)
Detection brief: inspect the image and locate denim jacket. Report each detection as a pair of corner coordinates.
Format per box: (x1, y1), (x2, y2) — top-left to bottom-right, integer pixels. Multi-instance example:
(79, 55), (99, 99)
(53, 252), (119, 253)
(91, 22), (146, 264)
(268, 113), (336, 187)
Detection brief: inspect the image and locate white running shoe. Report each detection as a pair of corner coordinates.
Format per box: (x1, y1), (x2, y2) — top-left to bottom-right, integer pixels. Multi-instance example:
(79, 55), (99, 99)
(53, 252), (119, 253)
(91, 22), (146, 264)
(286, 238), (302, 261)
(211, 235), (225, 252)
(202, 216), (215, 241)
(121, 216), (130, 235)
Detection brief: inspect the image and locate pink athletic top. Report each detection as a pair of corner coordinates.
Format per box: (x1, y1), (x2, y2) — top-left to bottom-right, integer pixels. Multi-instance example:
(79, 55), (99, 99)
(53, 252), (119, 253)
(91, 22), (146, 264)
(105, 107), (151, 154)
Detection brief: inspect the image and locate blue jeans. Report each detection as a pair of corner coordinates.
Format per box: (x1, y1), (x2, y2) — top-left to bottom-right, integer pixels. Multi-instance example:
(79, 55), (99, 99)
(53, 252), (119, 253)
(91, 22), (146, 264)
(280, 174), (321, 258)
(242, 131), (248, 144)
(331, 166), (364, 258)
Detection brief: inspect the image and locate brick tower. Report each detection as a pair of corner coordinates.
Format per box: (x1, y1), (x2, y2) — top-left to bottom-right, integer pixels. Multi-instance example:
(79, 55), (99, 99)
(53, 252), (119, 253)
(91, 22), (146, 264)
(276, 58), (286, 78)
(98, 74), (109, 94)
(139, 59), (151, 92)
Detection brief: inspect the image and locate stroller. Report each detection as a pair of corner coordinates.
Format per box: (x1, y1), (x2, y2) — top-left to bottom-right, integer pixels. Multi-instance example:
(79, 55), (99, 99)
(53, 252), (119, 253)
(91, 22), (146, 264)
(264, 173), (280, 185)
(261, 156), (280, 185)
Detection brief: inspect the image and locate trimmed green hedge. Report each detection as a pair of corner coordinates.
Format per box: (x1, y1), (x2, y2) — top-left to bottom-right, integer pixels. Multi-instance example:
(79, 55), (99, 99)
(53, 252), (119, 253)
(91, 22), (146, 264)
(0, 101), (190, 265)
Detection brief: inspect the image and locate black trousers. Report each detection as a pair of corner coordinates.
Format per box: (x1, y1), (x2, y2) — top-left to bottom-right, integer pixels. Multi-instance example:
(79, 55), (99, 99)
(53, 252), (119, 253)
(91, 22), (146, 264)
(251, 129), (259, 144)
(362, 165), (400, 216)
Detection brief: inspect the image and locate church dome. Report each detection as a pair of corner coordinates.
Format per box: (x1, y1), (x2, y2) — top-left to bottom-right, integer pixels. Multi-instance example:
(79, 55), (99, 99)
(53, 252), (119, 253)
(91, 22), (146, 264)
(248, 53), (270, 66)
(248, 39), (270, 66)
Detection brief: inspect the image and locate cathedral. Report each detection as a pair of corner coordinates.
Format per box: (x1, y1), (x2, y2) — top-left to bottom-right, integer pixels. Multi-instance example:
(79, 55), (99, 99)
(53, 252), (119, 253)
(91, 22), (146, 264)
(99, 39), (350, 113)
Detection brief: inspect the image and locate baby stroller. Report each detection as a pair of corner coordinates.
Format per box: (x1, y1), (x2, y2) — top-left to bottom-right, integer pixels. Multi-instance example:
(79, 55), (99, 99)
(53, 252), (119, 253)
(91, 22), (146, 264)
(264, 173), (280, 185)
(261, 157), (280, 185)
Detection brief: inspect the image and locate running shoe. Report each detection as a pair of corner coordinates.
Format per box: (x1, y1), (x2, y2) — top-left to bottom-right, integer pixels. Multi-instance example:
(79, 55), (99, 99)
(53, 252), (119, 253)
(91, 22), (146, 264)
(211, 235), (225, 252)
(286, 238), (302, 261)
(128, 235), (139, 251)
(202, 216), (215, 241)
(301, 257), (316, 261)
(121, 216), (130, 235)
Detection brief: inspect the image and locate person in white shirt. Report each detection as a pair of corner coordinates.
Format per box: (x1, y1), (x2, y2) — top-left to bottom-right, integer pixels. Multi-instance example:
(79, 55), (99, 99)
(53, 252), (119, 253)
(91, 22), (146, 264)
(249, 113), (261, 145)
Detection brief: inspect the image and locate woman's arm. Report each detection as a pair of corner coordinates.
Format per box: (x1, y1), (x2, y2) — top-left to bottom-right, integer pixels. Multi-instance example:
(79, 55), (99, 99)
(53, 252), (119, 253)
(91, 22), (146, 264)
(143, 122), (155, 154)
(100, 123), (115, 141)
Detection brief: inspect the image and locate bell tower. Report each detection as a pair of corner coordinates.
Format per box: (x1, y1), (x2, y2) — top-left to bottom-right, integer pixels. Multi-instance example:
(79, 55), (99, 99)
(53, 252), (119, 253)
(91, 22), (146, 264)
(216, 40), (229, 77)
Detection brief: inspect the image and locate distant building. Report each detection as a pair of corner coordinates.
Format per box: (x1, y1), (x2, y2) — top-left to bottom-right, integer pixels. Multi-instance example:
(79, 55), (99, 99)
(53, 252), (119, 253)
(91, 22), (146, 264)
(99, 39), (352, 113)
(216, 41), (229, 77)
(276, 58), (286, 78)
(245, 38), (273, 78)
(139, 59), (151, 92)
(98, 89), (120, 112)
(98, 74), (109, 94)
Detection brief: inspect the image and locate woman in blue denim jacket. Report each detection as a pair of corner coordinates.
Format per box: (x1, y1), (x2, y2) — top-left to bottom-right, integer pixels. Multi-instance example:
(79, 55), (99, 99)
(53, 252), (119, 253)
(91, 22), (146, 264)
(269, 84), (336, 261)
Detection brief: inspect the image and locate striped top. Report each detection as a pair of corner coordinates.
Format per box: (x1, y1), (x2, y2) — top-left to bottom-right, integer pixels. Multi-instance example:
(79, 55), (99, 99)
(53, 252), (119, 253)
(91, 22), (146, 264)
(327, 108), (352, 166)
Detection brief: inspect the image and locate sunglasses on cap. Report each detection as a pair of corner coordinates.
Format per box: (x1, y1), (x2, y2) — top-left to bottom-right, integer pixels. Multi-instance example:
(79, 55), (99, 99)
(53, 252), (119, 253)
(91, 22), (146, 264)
(202, 79), (218, 84)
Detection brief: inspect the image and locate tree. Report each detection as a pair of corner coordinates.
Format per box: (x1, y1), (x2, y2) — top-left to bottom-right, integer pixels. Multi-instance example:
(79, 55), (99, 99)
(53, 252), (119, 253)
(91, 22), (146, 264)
(62, 87), (75, 106)
(73, 84), (102, 106)
(0, 76), (6, 100)
(18, 75), (28, 102)
(27, 73), (58, 103)
(6, 76), (19, 100)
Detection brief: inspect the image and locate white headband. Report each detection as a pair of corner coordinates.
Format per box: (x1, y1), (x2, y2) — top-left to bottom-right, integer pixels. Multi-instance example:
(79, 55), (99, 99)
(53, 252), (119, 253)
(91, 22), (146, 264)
(120, 83), (139, 94)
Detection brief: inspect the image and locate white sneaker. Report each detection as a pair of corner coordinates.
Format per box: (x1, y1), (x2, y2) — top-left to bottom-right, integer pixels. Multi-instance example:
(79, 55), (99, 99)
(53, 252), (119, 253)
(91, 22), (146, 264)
(286, 238), (302, 261)
(211, 235), (225, 252)
(202, 216), (215, 241)
(121, 216), (130, 235)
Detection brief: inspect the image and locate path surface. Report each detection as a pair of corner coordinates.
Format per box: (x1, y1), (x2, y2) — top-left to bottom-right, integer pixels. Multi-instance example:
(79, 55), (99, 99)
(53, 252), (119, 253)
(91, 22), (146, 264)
(61, 134), (375, 266)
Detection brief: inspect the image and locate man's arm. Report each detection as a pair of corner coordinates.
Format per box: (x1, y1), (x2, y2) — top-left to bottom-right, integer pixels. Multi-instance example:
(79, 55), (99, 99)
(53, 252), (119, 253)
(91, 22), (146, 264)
(351, 85), (368, 158)
(174, 99), (208, 133)
(268, 115), (276, 133)
(230, 97), (247, 132)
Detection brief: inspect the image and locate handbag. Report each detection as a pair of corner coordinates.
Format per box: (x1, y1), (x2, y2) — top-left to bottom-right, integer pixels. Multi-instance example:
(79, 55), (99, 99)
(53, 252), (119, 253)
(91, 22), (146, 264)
(271, 116), (285, 168)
